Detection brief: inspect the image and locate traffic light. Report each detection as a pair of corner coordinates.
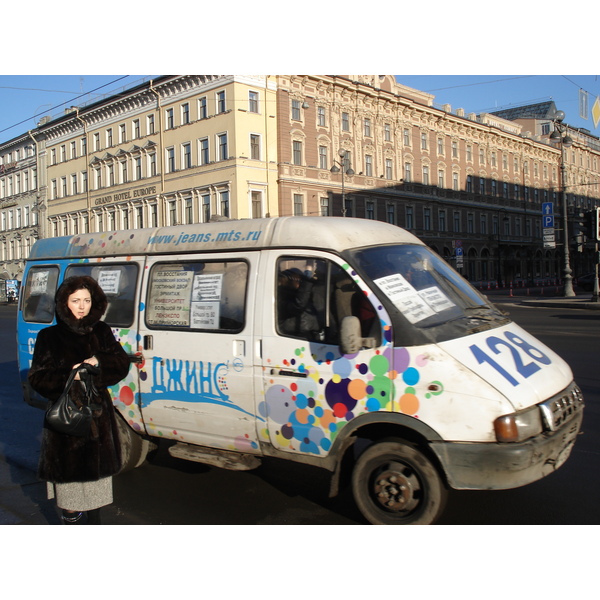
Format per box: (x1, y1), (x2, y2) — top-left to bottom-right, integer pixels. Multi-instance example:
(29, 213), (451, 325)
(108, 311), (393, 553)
(571, 211), (588, 252)
(587, 207), (600, 242)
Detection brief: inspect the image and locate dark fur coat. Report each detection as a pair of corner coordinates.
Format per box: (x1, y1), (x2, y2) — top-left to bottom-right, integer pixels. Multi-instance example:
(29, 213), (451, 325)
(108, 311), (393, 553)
(28, 275), (131, 484)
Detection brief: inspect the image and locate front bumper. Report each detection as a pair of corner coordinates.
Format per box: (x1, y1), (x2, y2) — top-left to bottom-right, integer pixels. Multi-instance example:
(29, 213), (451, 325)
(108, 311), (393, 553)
(430, 408), (583, 491)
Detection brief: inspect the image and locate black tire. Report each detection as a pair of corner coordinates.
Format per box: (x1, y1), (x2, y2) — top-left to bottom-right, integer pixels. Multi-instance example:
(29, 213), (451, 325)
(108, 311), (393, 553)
(351, 439), (447, 525)
(116, 413), (154, 473)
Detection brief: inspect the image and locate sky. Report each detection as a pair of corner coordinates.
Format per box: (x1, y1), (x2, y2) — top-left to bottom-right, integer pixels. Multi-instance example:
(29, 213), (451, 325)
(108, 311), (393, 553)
(0, 74), (599, 145)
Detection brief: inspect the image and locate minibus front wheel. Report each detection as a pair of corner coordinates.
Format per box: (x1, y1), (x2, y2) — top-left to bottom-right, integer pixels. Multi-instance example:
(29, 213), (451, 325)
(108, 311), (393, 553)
(351, 439), (447, 525)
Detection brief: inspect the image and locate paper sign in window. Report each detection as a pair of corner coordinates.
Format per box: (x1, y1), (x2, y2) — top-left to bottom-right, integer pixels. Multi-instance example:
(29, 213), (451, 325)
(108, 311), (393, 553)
(374, 274), (436, 324)
(98, 270), (122, 296)
(147, 269), (193, 327)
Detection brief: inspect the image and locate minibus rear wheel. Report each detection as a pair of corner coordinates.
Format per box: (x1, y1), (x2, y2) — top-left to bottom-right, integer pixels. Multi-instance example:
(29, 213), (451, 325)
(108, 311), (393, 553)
(351, 439), (447, 525)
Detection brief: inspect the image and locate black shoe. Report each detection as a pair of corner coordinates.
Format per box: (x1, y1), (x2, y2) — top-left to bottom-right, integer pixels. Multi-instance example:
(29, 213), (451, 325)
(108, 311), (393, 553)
(62, 510), (83, 525)
(86, 509), (102, 525)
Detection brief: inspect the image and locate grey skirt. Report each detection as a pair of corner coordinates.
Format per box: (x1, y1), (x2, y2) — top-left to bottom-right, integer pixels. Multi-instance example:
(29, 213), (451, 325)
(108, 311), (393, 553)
(47, 476), (113, 511)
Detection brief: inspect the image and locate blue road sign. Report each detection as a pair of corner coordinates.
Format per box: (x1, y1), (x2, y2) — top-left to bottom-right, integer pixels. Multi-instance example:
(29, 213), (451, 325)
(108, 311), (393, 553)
(543, 215), (554, 228)
(542, 202), (553, 216)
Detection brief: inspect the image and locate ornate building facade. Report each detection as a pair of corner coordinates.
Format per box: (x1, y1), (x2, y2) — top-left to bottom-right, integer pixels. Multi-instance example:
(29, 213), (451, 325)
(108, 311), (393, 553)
(274, 75), (600, 285)
(1, 74), (599, 286)
(0, 132), (41, 281)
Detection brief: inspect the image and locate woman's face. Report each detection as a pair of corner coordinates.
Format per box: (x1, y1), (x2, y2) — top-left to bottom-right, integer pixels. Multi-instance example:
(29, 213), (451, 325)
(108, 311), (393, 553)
(67, 288), (92, 319)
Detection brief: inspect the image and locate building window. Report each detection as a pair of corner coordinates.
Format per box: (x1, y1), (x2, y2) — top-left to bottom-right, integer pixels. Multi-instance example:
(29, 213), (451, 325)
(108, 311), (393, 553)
(185, 197), (193, 224)
(385, 159), (393, 180)
(166, 109), (174, 130)
(384, 123), (391, 142)
(317, 106), (326, 126)
(452, 172), (459, 191)
(108, 165), (114, 187)
(366, 200), (375, 220)
(218, 133), (228, 161)
(121, 161), (128, 183)
(293, 140), (302, 166)
(421, 132), (428, 150)
(320, 196), (330, 217)
(364, 118), (372, 137)
(454, 211), (461, 233)
(217, 91), (226, 114)
(291, 100), (301, 121)
(404, 162), (412, 182)
(167, 147), (175, 172)
(466, 175), (473, 193)
(480, 214), (487, 234)
(422, 165), (429, 185)
(403, 129), (410, 146)
(479, 177), (485, 195)
(293, 194), (303, 216)
(437, 137), (444, 155)
(466, 145), (472, 161)
(250, 134), (260, 160)
(452, 141), (458, 158)
(387, 204), (395, 224)
(169, 200), (177, 225)
(438, 170), (444, 188)
(135, 157), (142, 180)
(147, 114), (155, 134)
(365, 155), (373, 177)
(479, 149), (485, 165)
(183, 143), (192, 169)
(249, 91), (259, 113)
(220, 190), (230, 217)
(202, 194), (211, 222)
(149, 153), (156, 177)
(133, 119), (141, 139)
(251, 190), (262, 218)
(342, 112), (349, 131)
(181, 103), (190, 125)
(200, 138), (209, 165)
(439, 210), (446, 231)
(406, 206), (414, 229)
(199, 97), (207, 119)
(424, 207), (431, 230)
(119, 123), (126, 143)
(467, 213), (474, 233)
(319, 146), (328, 170)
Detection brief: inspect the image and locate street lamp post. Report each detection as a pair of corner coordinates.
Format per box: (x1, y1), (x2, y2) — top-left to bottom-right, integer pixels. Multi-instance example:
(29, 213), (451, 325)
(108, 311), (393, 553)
(330, 149), (354, 217)
(549, 110), (575, 297)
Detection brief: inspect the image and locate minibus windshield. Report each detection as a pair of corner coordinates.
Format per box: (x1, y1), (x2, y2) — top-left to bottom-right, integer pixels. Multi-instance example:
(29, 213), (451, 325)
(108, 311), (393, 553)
(349, 244), (509, 344)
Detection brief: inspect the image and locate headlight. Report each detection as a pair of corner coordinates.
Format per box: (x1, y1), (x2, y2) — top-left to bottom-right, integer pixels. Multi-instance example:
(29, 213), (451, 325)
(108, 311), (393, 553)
(494, 406), (543, 443)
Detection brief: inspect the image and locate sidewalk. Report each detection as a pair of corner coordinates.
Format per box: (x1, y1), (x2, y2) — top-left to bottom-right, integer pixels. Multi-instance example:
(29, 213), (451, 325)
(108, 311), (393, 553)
(480, 285), (600, 310)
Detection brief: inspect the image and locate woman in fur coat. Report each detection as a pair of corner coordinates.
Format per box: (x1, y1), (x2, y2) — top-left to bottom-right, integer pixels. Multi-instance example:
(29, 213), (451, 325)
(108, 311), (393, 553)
(28, 275), (130, 525)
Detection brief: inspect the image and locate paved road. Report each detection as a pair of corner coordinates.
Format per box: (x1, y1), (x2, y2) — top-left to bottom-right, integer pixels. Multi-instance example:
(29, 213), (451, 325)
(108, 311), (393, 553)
(1, 295), (599, 526)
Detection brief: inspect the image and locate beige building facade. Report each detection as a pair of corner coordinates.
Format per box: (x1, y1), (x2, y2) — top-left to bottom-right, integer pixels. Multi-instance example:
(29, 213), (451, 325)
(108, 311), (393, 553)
(1, 74), (600, 286)
(36, 75), (279, 240)
(0, 132), (41, 282)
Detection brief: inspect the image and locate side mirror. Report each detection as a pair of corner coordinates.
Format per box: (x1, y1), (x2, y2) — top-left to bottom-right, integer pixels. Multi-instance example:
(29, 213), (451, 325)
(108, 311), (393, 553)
(340, 316), (376, 355)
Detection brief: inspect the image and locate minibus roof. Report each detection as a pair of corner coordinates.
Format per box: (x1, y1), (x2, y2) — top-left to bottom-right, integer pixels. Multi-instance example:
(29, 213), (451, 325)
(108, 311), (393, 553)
(27, 216), (424, 260)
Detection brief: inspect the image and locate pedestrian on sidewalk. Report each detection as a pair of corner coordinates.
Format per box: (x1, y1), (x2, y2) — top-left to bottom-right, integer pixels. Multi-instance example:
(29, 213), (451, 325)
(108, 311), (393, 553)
(28, 275), (130, 525)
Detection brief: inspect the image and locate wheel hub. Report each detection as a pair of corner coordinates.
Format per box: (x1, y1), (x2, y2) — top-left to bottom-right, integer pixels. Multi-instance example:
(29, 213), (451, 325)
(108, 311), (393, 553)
(373, 462), (420, 512)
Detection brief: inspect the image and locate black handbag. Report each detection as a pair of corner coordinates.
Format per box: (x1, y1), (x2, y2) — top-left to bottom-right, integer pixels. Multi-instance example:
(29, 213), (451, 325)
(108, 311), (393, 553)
(45, 363), (100, 437)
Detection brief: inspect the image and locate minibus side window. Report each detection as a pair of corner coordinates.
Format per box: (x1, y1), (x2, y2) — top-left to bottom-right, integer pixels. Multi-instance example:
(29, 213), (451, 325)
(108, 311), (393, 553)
(276, 257), (380, 345)
(146, 260), (248, 332)
(22, 266), (59, 323)
(66, 263), (138, 327)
